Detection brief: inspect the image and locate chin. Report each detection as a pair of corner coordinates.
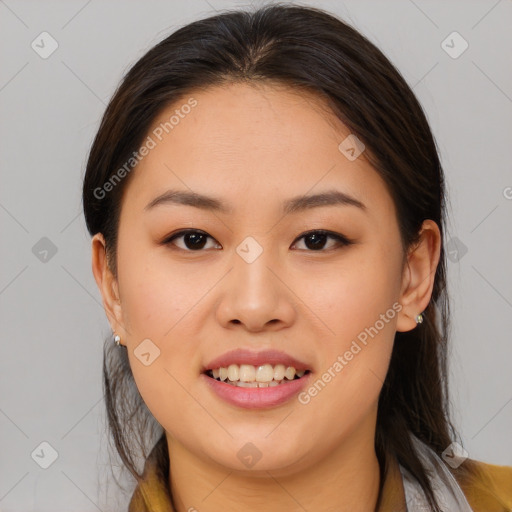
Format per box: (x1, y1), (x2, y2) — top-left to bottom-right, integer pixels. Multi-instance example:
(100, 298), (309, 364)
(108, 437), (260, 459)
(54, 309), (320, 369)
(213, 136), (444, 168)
(198, 437), (312, 475)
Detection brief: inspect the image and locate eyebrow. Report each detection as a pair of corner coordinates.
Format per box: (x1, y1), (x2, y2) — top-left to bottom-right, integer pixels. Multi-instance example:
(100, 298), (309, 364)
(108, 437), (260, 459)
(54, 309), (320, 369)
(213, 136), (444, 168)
(144, 188), (366, 215)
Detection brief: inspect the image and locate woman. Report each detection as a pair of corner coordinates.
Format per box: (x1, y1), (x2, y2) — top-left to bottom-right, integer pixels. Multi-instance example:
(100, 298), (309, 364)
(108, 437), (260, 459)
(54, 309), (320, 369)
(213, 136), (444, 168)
(82, 4), (512, 511)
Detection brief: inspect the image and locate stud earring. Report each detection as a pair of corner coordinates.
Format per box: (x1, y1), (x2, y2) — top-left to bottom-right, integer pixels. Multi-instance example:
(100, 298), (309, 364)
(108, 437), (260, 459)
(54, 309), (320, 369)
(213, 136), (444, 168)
(415, 313), (424, 324)
(113, 333), (121, 346)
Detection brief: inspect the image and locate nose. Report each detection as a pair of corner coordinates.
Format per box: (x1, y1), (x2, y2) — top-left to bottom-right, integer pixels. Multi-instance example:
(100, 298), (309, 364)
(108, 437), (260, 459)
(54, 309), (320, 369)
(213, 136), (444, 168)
(215, 248), (296, 333)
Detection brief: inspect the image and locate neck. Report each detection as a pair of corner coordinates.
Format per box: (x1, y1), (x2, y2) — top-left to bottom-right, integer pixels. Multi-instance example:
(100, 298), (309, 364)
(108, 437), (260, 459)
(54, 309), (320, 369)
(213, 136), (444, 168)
(167, 422), (381, 512)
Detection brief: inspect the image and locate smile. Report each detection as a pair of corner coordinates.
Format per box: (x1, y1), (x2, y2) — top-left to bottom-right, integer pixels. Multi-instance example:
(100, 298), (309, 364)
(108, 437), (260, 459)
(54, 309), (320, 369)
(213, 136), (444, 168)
(205, 363), (310, 387)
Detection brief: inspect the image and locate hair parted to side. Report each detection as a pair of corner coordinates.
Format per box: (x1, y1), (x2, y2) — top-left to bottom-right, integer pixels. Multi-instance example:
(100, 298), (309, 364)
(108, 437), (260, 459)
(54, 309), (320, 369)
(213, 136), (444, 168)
(82, 3), (480, 509)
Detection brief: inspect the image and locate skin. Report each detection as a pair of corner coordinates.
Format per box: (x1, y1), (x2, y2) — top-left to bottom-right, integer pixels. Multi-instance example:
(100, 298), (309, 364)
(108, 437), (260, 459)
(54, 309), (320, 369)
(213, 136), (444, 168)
(92, 82), (441, 512)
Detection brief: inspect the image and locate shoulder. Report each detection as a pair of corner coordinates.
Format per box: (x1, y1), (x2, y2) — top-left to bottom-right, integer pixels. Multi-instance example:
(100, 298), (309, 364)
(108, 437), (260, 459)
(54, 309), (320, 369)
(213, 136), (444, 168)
(128, 489), (148, 512)
(451, 459), (512, 512)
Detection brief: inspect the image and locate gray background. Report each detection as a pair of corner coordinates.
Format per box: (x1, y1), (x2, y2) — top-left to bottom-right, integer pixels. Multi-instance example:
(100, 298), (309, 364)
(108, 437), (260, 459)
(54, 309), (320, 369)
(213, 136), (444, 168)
(1, 0), (511, 510)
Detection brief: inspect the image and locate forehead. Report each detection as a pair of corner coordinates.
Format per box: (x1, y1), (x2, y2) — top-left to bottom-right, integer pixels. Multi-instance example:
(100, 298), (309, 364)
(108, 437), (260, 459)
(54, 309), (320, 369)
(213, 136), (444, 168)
(121, 82), (395, 221)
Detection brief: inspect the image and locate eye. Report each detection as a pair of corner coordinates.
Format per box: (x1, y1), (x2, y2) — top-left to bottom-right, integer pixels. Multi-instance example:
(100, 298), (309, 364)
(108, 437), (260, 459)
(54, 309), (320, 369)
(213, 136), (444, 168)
(163, 229), (353, 252)
(291, 230), (353, 251)
(163, 229), (220, 251)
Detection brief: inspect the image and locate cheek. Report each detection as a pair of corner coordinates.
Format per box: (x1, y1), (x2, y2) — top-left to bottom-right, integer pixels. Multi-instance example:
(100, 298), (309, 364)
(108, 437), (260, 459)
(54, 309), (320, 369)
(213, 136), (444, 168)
(297, 245), (400, 410)
(127, 353), (198, 446)
(117, 242), (203, 339)
(116, 244), (207, 414)
(303, 247), (401, 347)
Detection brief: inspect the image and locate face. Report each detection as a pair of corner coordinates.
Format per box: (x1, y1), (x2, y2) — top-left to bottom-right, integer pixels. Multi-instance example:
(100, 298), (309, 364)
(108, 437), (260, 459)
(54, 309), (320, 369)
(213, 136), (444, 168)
(95, 82), (425, 476)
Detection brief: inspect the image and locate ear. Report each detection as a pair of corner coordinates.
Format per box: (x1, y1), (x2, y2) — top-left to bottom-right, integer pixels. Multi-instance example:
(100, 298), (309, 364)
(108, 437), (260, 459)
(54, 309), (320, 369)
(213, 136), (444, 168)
(91, 233), (126, 344)
(396, 219), (441, 332)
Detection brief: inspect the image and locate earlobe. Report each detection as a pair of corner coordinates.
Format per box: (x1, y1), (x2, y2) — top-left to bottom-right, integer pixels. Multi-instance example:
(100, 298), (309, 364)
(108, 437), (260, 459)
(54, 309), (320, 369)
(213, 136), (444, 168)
(91, 233), (125, 339)
(396, 220), (441, 333)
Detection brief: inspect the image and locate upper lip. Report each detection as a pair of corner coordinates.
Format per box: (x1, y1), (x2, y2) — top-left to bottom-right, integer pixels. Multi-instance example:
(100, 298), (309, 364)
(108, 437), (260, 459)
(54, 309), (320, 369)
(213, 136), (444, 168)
(203, 348), (312, 372)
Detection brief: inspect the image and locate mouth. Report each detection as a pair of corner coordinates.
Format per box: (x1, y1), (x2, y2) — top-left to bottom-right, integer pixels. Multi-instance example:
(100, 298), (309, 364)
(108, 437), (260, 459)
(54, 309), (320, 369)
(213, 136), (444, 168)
(201, 348), (313, 408)
(204, 364), (312, 388)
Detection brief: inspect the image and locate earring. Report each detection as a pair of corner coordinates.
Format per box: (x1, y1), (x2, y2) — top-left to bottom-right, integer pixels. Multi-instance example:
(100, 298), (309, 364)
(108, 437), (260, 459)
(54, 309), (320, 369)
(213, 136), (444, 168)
(415, 313), (424, 324)
(113, 333), (121, 346)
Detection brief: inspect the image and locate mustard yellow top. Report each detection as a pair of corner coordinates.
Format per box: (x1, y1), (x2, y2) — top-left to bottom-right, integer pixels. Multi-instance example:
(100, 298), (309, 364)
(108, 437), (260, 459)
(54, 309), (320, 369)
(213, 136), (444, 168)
(128, 439), (512, 511)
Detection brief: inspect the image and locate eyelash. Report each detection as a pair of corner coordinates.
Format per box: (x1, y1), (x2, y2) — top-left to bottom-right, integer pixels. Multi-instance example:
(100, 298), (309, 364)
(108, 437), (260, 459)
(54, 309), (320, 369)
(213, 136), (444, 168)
(162, 229), (354, 253)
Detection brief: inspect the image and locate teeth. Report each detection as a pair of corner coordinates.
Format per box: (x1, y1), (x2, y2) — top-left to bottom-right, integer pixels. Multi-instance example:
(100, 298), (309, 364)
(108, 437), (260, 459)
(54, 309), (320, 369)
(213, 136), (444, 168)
(239, 364), (256, 382)
(236, 381), (258, 388)
(207, 363), (309, 385)
(256, 364), (274, 382)
(227, 364), (239, 381)
(274, 364), (285, 381)
(284, 366), (296, 380)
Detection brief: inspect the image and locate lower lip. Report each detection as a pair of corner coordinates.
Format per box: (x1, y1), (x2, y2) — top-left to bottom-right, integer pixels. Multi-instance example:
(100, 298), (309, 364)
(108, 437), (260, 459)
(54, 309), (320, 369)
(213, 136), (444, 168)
(201, 373), (312, 409)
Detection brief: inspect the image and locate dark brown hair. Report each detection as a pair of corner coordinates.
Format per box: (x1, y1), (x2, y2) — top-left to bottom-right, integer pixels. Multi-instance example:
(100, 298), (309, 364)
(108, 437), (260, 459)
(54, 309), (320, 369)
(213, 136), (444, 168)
(82, 3), (479, 509)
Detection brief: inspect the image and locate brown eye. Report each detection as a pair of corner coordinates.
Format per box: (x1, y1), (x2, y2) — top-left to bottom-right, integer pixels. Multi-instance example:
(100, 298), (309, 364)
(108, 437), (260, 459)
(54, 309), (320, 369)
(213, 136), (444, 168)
(164, 230), (220, 251)
(292, 230), (353, 251)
